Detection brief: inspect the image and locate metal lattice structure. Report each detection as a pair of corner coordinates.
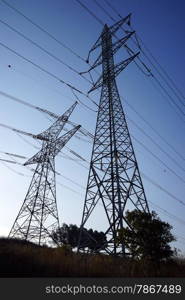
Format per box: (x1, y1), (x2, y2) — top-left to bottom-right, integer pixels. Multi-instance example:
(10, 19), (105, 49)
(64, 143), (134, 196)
(78, 15), (150, 255)
(9, 102), (80, 245)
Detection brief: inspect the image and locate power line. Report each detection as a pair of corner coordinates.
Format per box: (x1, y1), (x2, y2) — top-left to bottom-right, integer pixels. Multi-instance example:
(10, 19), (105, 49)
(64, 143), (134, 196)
(0, 41), (97, 113)
(5, 63), (185, 169)
(16, 130), (185, 210)
(2, 0), (184, 156)
(0, 0), (101, 81)
(149, 200), (185, 227)
(0, 121), (48, 141)
(140, 39), (185, 101)
(77, 0), (151, 78)
(122, 96), (185, 162)
(141, 172), (185, 207)
(104, 0), (185, 102)
(16, 132), (89, 171)
(0, 0), (86, 63)
(0, 18), (93, 85)
(1, 87), (185, 187)
(0, 150), (26, 159)
(2, 148), (185, 227)
(3, 0), (184, 123)
(0, 160), (25, 176)
(1, 148), (85, 194)
(132, 134), (185, 185)
(102, 0), (185, 115)
(0, 1), (184, 213)
(4, 157), (185, 246)
(127, 116), (185, 173)
(0, 89), (94, 142)
(75, 0), (104, 25)
(78, 0), (185, 121)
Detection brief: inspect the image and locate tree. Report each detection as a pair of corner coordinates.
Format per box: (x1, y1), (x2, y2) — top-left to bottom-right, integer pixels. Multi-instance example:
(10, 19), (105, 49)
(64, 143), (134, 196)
(52, 224), (80, 248)
(86, 229), (107, 252)
(117, 210), (175, 261)
(52, 223), (107, 252)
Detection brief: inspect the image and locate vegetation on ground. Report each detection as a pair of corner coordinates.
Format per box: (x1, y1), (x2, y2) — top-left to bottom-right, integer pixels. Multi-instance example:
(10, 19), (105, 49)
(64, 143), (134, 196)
(117, 210), (175, 262)
(0, 237), (185, 277)
(52, 223), (107, 251)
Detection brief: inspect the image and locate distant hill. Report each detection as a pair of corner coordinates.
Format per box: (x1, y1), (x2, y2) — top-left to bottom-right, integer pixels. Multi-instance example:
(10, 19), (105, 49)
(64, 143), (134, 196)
(0, 238), (185, 277)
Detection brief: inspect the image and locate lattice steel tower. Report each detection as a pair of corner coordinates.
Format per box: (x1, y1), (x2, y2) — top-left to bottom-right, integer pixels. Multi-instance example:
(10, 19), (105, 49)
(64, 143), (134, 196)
(79, 15), (150, 255)
(9, 102), (80, 245)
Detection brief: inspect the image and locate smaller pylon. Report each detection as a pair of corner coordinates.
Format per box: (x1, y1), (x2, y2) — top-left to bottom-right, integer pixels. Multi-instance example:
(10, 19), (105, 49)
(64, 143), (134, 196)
(9, 102), (81, 245)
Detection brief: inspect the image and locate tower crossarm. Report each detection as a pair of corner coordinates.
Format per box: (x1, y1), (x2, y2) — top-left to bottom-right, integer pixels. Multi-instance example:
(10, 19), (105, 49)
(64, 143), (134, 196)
(114, 51), (140, 78)
(82, 31), (135, 75)
(24, 125), (81, 166)
(109, 13), (131, 35)
(23, 148), (44, 166)
(86, 14), (131, 64)
(88, 52), (139, 93)
(53, 125), (81, 157)
(37, 101), (78, 140)
(112, 31), (135, 55)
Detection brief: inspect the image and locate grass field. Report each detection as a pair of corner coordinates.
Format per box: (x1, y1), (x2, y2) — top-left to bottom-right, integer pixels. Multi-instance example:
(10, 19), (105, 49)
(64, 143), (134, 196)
(0, 238), (185, 277)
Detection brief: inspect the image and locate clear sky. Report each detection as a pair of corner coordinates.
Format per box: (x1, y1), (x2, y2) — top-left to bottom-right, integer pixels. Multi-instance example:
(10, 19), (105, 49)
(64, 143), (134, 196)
(0, 0), (185, 254)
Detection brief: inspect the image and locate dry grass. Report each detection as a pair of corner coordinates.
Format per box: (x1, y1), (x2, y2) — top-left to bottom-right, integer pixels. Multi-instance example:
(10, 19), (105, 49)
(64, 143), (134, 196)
(0, 238), (185, 277)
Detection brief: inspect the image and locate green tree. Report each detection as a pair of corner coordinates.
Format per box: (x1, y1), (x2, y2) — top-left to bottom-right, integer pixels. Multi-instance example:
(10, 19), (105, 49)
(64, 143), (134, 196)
(117, 210), (175, 261)
(52, 223), (107, 251)
(52, 223), (80, 248)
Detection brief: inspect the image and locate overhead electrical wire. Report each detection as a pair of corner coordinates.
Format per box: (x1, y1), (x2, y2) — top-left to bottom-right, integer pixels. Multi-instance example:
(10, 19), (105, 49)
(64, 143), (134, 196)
(127, 116), (185, 173)
(0, 121), (48, 141)
(0, 41), (97, 113)
(122, 96), (185, 162)
(0, 150), (26, 159)
(1, 87), (185, 187)
(149, 200), (185, 227)
(14, 129), (185, 210)
(0, 0), (86, 63)
(77, 0), (185, 121)
(1, 150), (86, 191)
(0, 18), (184, 183)
(2, 87), (184, 179)
(1, 0), (184, 237)
(92, 0), (152, 77)
(104, 0), (185, 102)
(75, 0), (104, 26)
(5, 62), (185, 168)
(1, 0), (184, 125)
(141, 172), (185, 207)
(0, 0), (101, 82)
(16, 133), (89, 171)
(0, 18), (93, 85)
(2, 151), (185, 242)
(2, 148), (185, 210)
(132, 134), (185, 185)
(1, 0), (184, 158)
(0, 160), (25, 176)
(102, 0), (185, 114)
(0, 90), (94, 142)
(0, 157), (83, 195)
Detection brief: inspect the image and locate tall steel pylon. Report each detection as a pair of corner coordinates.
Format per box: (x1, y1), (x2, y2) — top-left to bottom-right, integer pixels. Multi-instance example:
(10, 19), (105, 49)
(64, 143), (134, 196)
(9, 102), (81, 245)
(78, 15), (150, 255)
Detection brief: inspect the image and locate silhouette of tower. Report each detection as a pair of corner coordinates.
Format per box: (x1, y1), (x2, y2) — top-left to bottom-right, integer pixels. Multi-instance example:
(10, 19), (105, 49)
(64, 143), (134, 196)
(9, 102), (80, 245)
(78, 15), (150, 255)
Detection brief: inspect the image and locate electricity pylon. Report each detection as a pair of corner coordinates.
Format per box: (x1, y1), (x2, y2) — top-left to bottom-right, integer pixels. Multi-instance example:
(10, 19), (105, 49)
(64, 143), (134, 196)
(78, 15), (150, 255)
(9, 102), (81, 246)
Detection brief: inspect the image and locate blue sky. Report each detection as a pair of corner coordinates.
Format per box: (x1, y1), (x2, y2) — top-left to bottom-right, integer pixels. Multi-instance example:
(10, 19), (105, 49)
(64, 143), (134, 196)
(0, 0), (185, 254)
